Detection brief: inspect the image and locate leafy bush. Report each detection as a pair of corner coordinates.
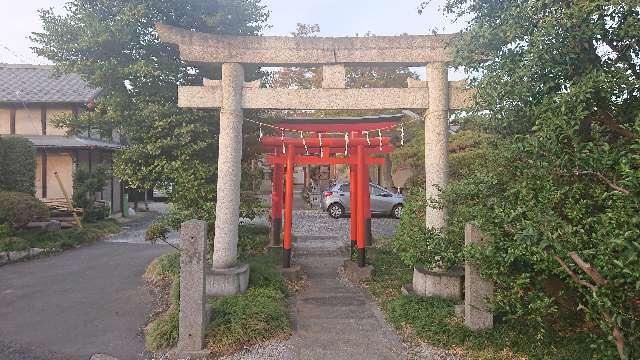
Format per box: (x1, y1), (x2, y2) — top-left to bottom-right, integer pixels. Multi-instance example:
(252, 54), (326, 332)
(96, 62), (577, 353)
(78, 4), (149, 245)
(392, 188), (462, 270)
(367, 243), (602, 359)
(0, 237), (29, 252)
(0, 224), (12, 240)
(13, 219), (119, 250)
(84, 202), (111, 222)
(0, 192), (49, 228)
(0, 136), (36, 195)
(72, 166), (109, 223)
(238, 224), (269, 258)
(207, 287), (291, 355)
(143, 250), (290, 354)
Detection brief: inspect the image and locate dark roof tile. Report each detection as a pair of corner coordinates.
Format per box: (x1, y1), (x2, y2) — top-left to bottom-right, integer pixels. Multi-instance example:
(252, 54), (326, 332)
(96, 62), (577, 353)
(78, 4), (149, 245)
(0, 64), (101, 104)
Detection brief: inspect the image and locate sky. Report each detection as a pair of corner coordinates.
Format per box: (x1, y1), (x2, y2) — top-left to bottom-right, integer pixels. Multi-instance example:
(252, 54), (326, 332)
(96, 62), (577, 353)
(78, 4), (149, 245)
(0, 0), (464, 65)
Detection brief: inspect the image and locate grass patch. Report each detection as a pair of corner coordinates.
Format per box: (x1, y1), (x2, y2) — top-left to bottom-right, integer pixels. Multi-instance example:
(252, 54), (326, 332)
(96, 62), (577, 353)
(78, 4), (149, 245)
(144, 225), (292, 354)
(3, 219), (120, 251)
(365, 244), (599, 360)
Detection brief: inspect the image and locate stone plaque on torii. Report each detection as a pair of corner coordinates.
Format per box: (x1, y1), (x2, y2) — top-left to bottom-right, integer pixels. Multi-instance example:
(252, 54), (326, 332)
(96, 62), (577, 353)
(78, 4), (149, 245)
(157, 24), (474, 296)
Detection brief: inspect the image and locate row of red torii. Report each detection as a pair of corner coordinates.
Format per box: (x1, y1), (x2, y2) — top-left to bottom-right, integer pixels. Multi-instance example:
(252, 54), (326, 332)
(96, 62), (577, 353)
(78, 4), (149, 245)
(262, 116), (398, 269)
(157, 24), (473, 296)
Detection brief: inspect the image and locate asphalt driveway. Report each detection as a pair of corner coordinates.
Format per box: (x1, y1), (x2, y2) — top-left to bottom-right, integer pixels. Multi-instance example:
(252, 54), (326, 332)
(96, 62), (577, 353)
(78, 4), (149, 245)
(0, 212), (171, 360)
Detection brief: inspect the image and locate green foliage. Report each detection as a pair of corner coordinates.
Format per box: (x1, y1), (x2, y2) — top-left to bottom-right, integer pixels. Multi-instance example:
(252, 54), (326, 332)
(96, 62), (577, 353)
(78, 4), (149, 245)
(237, 224), (269, 258)
(72, 166), (110, 222)
(207, 287), (291, 355)
(13, 219), (120, 250)
(0, 224), (13, 240)
(145, 305), (179, 352)
(144, 250), (179, 281)
(367, 244), (604, 359)
(392, 187), (462, 269)
(0, 237), (29, 252)
(0, 136), (36, 195)
(0, 192), (49, 228)
(33, 0), (269, 232)
(143, 226), (290, 354)
(414, 0), (640, 355)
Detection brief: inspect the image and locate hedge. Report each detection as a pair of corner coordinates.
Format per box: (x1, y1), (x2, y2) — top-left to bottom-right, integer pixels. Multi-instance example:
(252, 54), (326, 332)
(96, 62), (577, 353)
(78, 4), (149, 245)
(0, 136), (36, 195)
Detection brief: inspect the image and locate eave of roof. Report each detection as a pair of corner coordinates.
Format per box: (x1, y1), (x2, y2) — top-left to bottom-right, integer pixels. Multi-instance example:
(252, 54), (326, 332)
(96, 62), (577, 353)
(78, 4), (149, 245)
(10, 135), (122, 151)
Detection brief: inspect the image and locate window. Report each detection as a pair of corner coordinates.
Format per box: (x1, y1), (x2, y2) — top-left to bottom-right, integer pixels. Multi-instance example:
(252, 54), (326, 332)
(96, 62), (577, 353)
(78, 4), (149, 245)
(370, 185), (385, 196)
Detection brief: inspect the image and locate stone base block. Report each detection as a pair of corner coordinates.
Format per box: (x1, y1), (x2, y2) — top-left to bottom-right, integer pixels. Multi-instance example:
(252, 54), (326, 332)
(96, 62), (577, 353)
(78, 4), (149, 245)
(206, 263), (249, 297)
(412, 265), (464, 300)
(343, 259), (374, 282)
(280, 265), (302, 282)
(166, 349), (211, 360)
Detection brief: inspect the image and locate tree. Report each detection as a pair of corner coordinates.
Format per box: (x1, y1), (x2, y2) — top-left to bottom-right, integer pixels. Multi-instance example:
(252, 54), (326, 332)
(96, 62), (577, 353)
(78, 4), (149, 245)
(416, 0), (639, 356)
(31, 0), (269, 225)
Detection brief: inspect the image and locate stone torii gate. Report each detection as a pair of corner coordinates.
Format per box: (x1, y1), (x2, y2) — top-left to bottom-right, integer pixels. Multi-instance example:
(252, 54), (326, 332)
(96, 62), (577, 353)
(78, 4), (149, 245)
(157, 24), (473, 296)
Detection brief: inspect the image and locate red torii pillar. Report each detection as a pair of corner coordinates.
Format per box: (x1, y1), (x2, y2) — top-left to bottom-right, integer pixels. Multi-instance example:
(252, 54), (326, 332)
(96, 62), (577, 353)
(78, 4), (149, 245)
(283, 144), (295, 268)
(270, 159), (283, 247)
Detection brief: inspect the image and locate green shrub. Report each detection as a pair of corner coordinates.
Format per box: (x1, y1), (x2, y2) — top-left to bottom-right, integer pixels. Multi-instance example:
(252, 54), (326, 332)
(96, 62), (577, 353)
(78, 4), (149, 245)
(0, 136), (36, 195)
(0, 237), (29, 252)
(207, 287), (291, 354)
(0, 224), (12, 240)
(84, 202), (111, 222)
(238, 224), (269, 258)
(143, 250), (291, 355)
(145, 306), (179, 352)
(72, 166), (109, 223)
(0, 192), (49, 228)
(392, 188), (462, 269)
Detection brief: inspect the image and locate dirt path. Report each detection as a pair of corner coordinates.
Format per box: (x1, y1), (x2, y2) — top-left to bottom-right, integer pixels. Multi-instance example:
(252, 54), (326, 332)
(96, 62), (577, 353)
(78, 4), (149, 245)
(0, 211), (170, 360)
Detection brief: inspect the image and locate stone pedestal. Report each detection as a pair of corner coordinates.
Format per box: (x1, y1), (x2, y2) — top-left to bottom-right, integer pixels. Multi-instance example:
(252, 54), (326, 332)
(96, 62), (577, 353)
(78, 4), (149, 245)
(412, 265), (463, 300)
(206, 263), (250, 297)
(343, 259), (374, 282)
(464, 223), (494, 330)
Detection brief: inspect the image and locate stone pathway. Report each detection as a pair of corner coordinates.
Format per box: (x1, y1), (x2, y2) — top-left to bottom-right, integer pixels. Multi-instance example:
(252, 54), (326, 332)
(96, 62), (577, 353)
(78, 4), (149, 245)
(289, 234), (407, 359)
(225, 209), (408, 360)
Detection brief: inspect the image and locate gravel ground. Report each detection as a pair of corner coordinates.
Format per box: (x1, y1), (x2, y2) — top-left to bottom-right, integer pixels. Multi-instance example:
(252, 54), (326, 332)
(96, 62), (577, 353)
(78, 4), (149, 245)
(291, 209), (399, 242)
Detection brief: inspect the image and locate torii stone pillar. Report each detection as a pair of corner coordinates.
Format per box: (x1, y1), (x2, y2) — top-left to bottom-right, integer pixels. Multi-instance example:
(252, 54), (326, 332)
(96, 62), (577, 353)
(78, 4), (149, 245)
(424, 62), (449, 229)
(206, 63), (250, 296)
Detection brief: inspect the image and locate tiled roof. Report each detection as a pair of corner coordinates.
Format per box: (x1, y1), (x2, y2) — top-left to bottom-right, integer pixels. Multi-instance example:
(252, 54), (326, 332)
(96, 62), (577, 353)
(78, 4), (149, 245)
(0, 64), (102, 104)
(16, 135), (121, 151)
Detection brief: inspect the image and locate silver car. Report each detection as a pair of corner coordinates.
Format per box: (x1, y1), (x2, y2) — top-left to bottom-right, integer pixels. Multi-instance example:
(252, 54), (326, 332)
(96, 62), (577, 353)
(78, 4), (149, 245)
(322, 182), (404, 219)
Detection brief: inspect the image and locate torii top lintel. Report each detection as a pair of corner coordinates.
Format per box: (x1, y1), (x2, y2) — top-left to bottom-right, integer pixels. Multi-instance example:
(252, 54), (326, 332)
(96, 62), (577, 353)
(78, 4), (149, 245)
(155, 23), (457, 66)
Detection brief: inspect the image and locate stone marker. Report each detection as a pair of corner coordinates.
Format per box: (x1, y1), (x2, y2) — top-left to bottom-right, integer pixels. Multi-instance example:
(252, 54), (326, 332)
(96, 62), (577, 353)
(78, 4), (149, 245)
(168, 220), (210, 359)
(464, 223), (494, 330)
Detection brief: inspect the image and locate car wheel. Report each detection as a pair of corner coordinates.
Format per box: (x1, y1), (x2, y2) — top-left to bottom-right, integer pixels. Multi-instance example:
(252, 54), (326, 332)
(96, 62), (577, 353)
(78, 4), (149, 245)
(328, 203), (345, 219)
(392, 204), (403, 219)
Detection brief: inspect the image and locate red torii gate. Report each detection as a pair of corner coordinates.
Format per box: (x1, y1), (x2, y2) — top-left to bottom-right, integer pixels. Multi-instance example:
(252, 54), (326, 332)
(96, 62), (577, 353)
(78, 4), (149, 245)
(260, 115), (400, 268)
